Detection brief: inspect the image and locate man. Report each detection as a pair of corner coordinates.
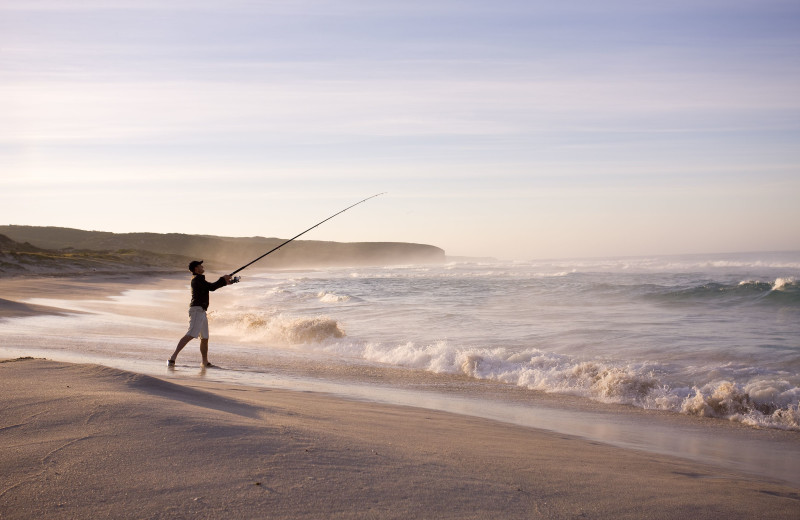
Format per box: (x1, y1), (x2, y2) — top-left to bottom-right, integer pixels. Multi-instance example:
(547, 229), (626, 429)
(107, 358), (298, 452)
(168, 260), (233, 367)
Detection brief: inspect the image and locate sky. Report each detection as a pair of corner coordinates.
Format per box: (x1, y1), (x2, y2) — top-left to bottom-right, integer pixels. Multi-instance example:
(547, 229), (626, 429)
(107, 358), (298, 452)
(1, 0), (799, 260)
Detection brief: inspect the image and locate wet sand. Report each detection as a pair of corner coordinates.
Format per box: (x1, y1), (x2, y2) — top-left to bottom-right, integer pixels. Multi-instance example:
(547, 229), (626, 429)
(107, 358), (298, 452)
(1, 357), (798, 519)
(0, 274), (188, 322)
(0, 274), (183, 315)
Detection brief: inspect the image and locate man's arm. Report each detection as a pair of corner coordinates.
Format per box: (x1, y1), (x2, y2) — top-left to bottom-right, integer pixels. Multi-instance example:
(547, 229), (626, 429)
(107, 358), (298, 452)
(208, 275), (232, 291)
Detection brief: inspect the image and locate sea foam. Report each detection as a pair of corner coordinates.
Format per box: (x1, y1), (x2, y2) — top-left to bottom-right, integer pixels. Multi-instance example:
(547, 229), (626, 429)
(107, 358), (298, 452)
(308, 338), (800, 431)
(209, 310), (345, 344)
(317, 291), (351, 303)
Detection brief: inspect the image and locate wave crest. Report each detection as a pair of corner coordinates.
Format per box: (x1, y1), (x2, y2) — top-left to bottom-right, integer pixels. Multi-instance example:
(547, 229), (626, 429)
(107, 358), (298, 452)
(571, 362), (659, 400)
(281, 316), (346, 343)
(773, 277), (796, 291)
(209, 311), (345, 344)
(317, 291), (351, 303)
(682, 380), (800, 430)
(649, 277), (800, 306)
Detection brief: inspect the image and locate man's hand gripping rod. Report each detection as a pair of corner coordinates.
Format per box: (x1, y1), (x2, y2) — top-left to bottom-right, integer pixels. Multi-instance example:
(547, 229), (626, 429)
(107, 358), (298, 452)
(227, 192), (386, 281)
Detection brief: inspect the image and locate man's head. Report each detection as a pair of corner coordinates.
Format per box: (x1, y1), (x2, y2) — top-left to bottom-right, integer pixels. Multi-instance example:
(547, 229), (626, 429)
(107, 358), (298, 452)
(189, 260), (204, 274)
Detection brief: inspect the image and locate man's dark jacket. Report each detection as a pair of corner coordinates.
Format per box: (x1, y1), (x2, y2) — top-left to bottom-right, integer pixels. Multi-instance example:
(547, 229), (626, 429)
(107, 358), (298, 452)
(190, 274), (227, 310)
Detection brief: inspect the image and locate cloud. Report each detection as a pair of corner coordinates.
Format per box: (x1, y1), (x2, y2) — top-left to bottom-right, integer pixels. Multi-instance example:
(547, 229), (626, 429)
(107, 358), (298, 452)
(2, 65), (797, 147)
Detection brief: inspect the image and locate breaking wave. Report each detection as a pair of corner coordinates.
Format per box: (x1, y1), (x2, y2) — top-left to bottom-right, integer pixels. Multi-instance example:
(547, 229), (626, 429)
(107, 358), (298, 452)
(647, 277), (799, 306)
(316, 339), (800, 431)
(209, 310), (345, 344)
(317, 291), (351, 303)
(681, 380), (800, 430)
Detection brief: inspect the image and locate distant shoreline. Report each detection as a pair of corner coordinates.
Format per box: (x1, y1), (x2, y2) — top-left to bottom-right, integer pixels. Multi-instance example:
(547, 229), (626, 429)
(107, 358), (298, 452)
(0, 225), (446, 276)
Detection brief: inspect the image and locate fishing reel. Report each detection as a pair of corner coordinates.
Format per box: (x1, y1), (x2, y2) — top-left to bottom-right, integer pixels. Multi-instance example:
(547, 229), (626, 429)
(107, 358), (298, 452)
(230, 276), (241, 284)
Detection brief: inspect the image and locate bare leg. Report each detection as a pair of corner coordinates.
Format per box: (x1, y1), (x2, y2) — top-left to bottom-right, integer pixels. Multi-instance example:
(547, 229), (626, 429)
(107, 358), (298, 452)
(200, 338), (210, 365)
(170, 335), (194, 363)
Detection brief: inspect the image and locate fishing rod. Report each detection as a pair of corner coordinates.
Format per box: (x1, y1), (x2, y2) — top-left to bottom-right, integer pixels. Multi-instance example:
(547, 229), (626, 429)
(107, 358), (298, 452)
(228, 192), (386, 278)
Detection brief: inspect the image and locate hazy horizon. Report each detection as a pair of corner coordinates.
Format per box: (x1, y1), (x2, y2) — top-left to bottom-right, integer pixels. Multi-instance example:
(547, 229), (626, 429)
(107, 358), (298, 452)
(2, 1), (798, 260)
(4, 223), (799, 264)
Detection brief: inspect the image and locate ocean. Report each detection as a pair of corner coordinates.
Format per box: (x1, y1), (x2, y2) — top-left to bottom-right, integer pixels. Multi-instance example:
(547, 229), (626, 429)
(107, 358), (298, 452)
(2, 250), (799, 484)
(214, 251), (800, 428)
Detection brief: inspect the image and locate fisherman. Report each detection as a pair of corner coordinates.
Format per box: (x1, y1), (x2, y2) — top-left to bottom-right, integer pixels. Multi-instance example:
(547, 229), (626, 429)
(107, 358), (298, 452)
(168, 260), (232, 367)
(166, 194), (380, 368)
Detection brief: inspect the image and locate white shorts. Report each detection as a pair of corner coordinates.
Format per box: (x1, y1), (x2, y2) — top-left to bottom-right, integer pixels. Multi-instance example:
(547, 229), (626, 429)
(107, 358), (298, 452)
(186, 306), (209, 339)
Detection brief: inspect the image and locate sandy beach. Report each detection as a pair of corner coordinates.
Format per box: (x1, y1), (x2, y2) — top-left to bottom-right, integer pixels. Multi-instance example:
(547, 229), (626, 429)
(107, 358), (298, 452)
(1, 274), (799, 518)
(0, 356), (797, 519)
